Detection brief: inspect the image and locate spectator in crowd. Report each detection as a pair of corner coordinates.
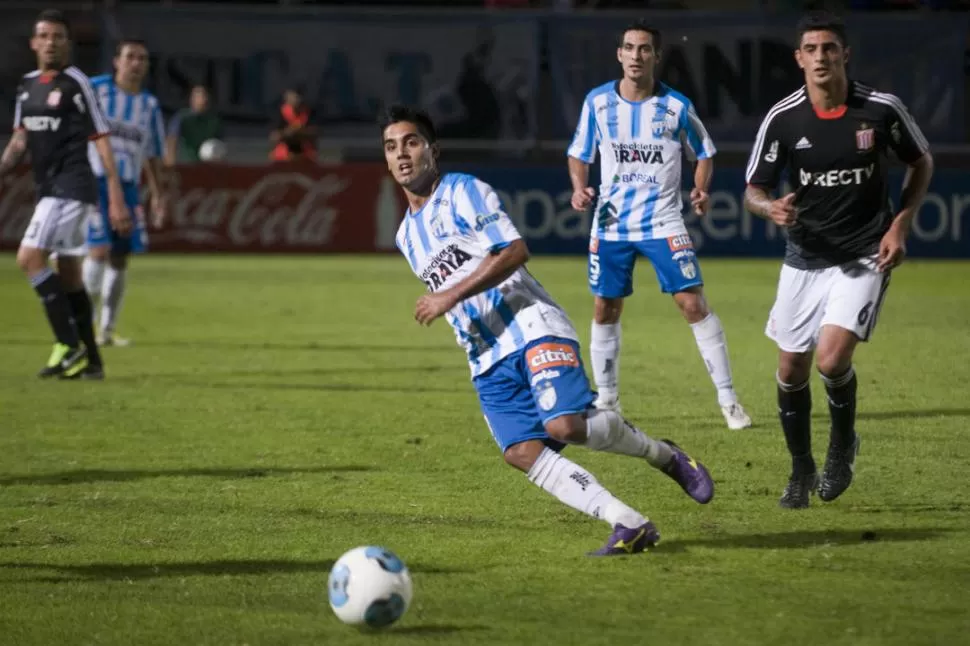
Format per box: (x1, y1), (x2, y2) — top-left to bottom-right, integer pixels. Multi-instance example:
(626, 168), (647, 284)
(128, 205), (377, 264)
(269, 85), (318, 162)
(164, 85), (223, 164)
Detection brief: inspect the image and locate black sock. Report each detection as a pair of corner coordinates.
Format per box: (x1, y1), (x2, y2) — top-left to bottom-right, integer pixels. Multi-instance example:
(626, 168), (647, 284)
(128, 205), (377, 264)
(66, 289), (102, 367)
(821, 367), (857, 448)
(31, 268), (79, 348)
(778, 377), (815, 475)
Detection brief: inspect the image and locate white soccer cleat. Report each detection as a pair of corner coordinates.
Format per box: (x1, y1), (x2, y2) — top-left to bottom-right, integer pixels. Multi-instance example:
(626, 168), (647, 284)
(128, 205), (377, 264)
(593, 392), (621, 414)
(97, 332), (131, 347)
(721, 402), (752, 430)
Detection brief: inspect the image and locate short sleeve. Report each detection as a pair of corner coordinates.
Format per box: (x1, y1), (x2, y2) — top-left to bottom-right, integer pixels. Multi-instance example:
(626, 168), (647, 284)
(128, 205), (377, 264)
(456, 176), (521, 254)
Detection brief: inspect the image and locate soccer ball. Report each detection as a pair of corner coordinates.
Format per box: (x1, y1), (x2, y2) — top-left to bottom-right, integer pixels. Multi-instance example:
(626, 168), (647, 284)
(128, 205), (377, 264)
(198, 138), (227, 162)
(327, 546), (413, 628)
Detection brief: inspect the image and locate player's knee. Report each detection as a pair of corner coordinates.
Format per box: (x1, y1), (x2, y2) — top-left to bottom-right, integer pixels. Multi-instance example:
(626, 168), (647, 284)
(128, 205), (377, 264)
(88, 245), (109, 262)
(778, 352), (813, 385)
(815, 349), (852, 378)
(15, 246), (45, 274)
(676, 293), (708, 323)
(109, 253), (128, 271)
(503, 441), (544, 472)
(544, 414), (585, 444)
(594, 298), (622, 324)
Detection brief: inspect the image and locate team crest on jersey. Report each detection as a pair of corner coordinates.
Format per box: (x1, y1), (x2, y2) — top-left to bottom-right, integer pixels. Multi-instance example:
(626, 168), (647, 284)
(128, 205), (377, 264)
(46, 88), (62, 107)
(535, 381), (558, 412)
(429, 213), (448, 240)
(680, 260), (698, 280)
(856, 123), (875, 152)
(667, 233), (694, 251)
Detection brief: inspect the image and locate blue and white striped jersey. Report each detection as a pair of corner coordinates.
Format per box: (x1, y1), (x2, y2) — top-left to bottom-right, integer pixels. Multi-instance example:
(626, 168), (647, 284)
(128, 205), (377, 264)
(567, 81), (716, 242)
(86, 74), (165, 185)
(396, 173), (578, 378)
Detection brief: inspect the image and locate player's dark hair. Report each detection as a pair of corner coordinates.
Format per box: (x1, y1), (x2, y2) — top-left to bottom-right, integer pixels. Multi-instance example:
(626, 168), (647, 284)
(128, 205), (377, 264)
(796, 11), (848, 48)
(378, 104), (437, 144)
(617, 20), (662, 51)
(115, 38), (148, 56)
(35, 9), (70, 38)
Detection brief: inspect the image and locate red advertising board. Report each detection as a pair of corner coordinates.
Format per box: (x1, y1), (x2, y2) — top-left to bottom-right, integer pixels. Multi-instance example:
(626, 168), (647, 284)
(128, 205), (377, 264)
(0, 162), (405, 253)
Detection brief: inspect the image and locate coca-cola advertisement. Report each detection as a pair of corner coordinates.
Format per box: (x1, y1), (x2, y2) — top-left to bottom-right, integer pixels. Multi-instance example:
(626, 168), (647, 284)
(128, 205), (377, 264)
(0, 162), (406, 253)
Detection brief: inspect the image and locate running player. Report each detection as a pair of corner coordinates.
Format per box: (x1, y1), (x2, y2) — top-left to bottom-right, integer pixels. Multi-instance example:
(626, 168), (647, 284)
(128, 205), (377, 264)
(743, 12), (933, 508)
(381, 103), (715, 556)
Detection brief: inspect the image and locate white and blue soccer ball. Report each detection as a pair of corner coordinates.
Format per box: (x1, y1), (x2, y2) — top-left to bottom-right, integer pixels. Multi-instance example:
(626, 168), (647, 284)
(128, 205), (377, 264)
(327, 546), (413, 628)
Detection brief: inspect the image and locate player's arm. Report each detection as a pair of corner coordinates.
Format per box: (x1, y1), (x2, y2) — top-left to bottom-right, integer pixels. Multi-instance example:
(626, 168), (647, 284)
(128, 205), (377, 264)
(143, 102), (170, 227)
(877, 97), (934, 271)
(566, 94), (600, 211)
(0, 88), (28, 178)
(742, 114), (797, 227)
(680, 101), (716, 215)
(414, 178), (528, 325)
(415, 240), (529, 326)
(0, 131), (27, 179)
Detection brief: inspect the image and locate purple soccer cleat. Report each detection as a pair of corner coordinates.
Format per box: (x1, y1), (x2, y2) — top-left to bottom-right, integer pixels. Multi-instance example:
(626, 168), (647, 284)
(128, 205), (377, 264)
(661, 440), (714, 504)
(588, 521), (660, 557)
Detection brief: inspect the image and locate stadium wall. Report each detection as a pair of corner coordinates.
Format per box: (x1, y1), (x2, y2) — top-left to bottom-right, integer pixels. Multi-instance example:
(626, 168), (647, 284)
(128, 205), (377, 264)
(0, 162), (966, 258)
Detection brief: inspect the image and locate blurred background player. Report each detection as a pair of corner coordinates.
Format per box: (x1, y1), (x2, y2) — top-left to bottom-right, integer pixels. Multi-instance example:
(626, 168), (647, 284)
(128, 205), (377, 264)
(269, 85), (318, 162)
(567, 20), (752, 430)
(380, 103), (714, 556)
(743, 12), (933, 508)
(82, 38), (168, 347)
(164, 84), (222, 165)
(0, 9), (130, 380)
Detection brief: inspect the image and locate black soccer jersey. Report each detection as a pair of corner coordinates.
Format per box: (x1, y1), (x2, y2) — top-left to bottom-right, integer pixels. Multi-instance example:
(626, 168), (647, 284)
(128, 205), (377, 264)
(745, 81), (929, 269)
(13, 66), (110, 205)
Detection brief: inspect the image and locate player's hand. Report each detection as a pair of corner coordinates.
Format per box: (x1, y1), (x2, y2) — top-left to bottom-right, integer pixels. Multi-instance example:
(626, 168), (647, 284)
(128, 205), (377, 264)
(571, 187), (595, 211)
(690, 187), (710, 216)
(767, 192), (798, 227)
(150, 193), (169, 229)
(108, 199), (132, 235)
(877, 223), (907, 272)
(414, 291), (458, 326)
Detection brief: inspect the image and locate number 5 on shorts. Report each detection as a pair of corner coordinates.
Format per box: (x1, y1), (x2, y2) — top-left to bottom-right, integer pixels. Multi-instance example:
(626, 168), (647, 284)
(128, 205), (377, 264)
(589, 253), (601, 286)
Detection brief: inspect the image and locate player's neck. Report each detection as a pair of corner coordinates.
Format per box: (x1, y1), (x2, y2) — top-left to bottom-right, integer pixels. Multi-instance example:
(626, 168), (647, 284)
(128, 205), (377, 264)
(807, 76), (848, 113)
(404, 174), (441, 213)
(114, 75), (141, 95)
(618, 77), (656, 102)
(39, 62), (65, 73)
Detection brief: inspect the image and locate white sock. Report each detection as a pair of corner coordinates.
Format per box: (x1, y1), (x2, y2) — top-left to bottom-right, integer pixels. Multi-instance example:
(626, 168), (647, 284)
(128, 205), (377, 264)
(100, 266), (127, 335)
(590, 321), (621, 400)
(690, 313), (738, 407)
(82, 257), (105, 299)
(527, 448), (646, 528)
(583, 409), (673, 468)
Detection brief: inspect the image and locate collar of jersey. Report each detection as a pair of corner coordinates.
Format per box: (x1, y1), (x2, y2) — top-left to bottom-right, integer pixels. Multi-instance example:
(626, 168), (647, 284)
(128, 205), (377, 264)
(612, 80), (669, 106)
(406, 175), (446, 218)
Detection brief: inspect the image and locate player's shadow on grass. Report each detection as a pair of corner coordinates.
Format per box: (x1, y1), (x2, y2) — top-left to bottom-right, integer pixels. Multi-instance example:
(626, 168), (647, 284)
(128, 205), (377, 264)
(656, 527), (950, 553)
(0, 465), (374, 486)
(0, 338), (458, 354)
(0, 559), (472, 583)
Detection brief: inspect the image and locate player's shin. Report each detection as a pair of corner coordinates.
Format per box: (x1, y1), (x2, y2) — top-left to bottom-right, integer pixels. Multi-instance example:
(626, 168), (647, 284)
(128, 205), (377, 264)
(777, 375), (815, 474)
(583, 409), (673, 468)
(590, 322), (621, 403)
(820, 367), (857, 447)
(690, 313), (737, 406)
(82, 256), (105, 300)
(527, 447), (646, 529)
(66, 289), (103, 368)
(31, 267), (81, 348)
(100, 266), (127, 336)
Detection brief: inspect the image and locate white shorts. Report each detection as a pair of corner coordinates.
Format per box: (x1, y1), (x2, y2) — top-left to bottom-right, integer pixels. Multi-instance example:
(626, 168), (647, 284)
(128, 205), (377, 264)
(20, 197), (95, 256)
(765, 255), (891, 353)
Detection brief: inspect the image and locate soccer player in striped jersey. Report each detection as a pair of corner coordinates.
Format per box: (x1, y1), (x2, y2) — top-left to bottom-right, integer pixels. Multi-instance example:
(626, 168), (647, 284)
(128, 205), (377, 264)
(567, 21), (751, 431)
(744, 12), (933, 508)
(0, 10), (130, 380)
(82, 38), (168, 347)
(381, 104), (715, 556)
